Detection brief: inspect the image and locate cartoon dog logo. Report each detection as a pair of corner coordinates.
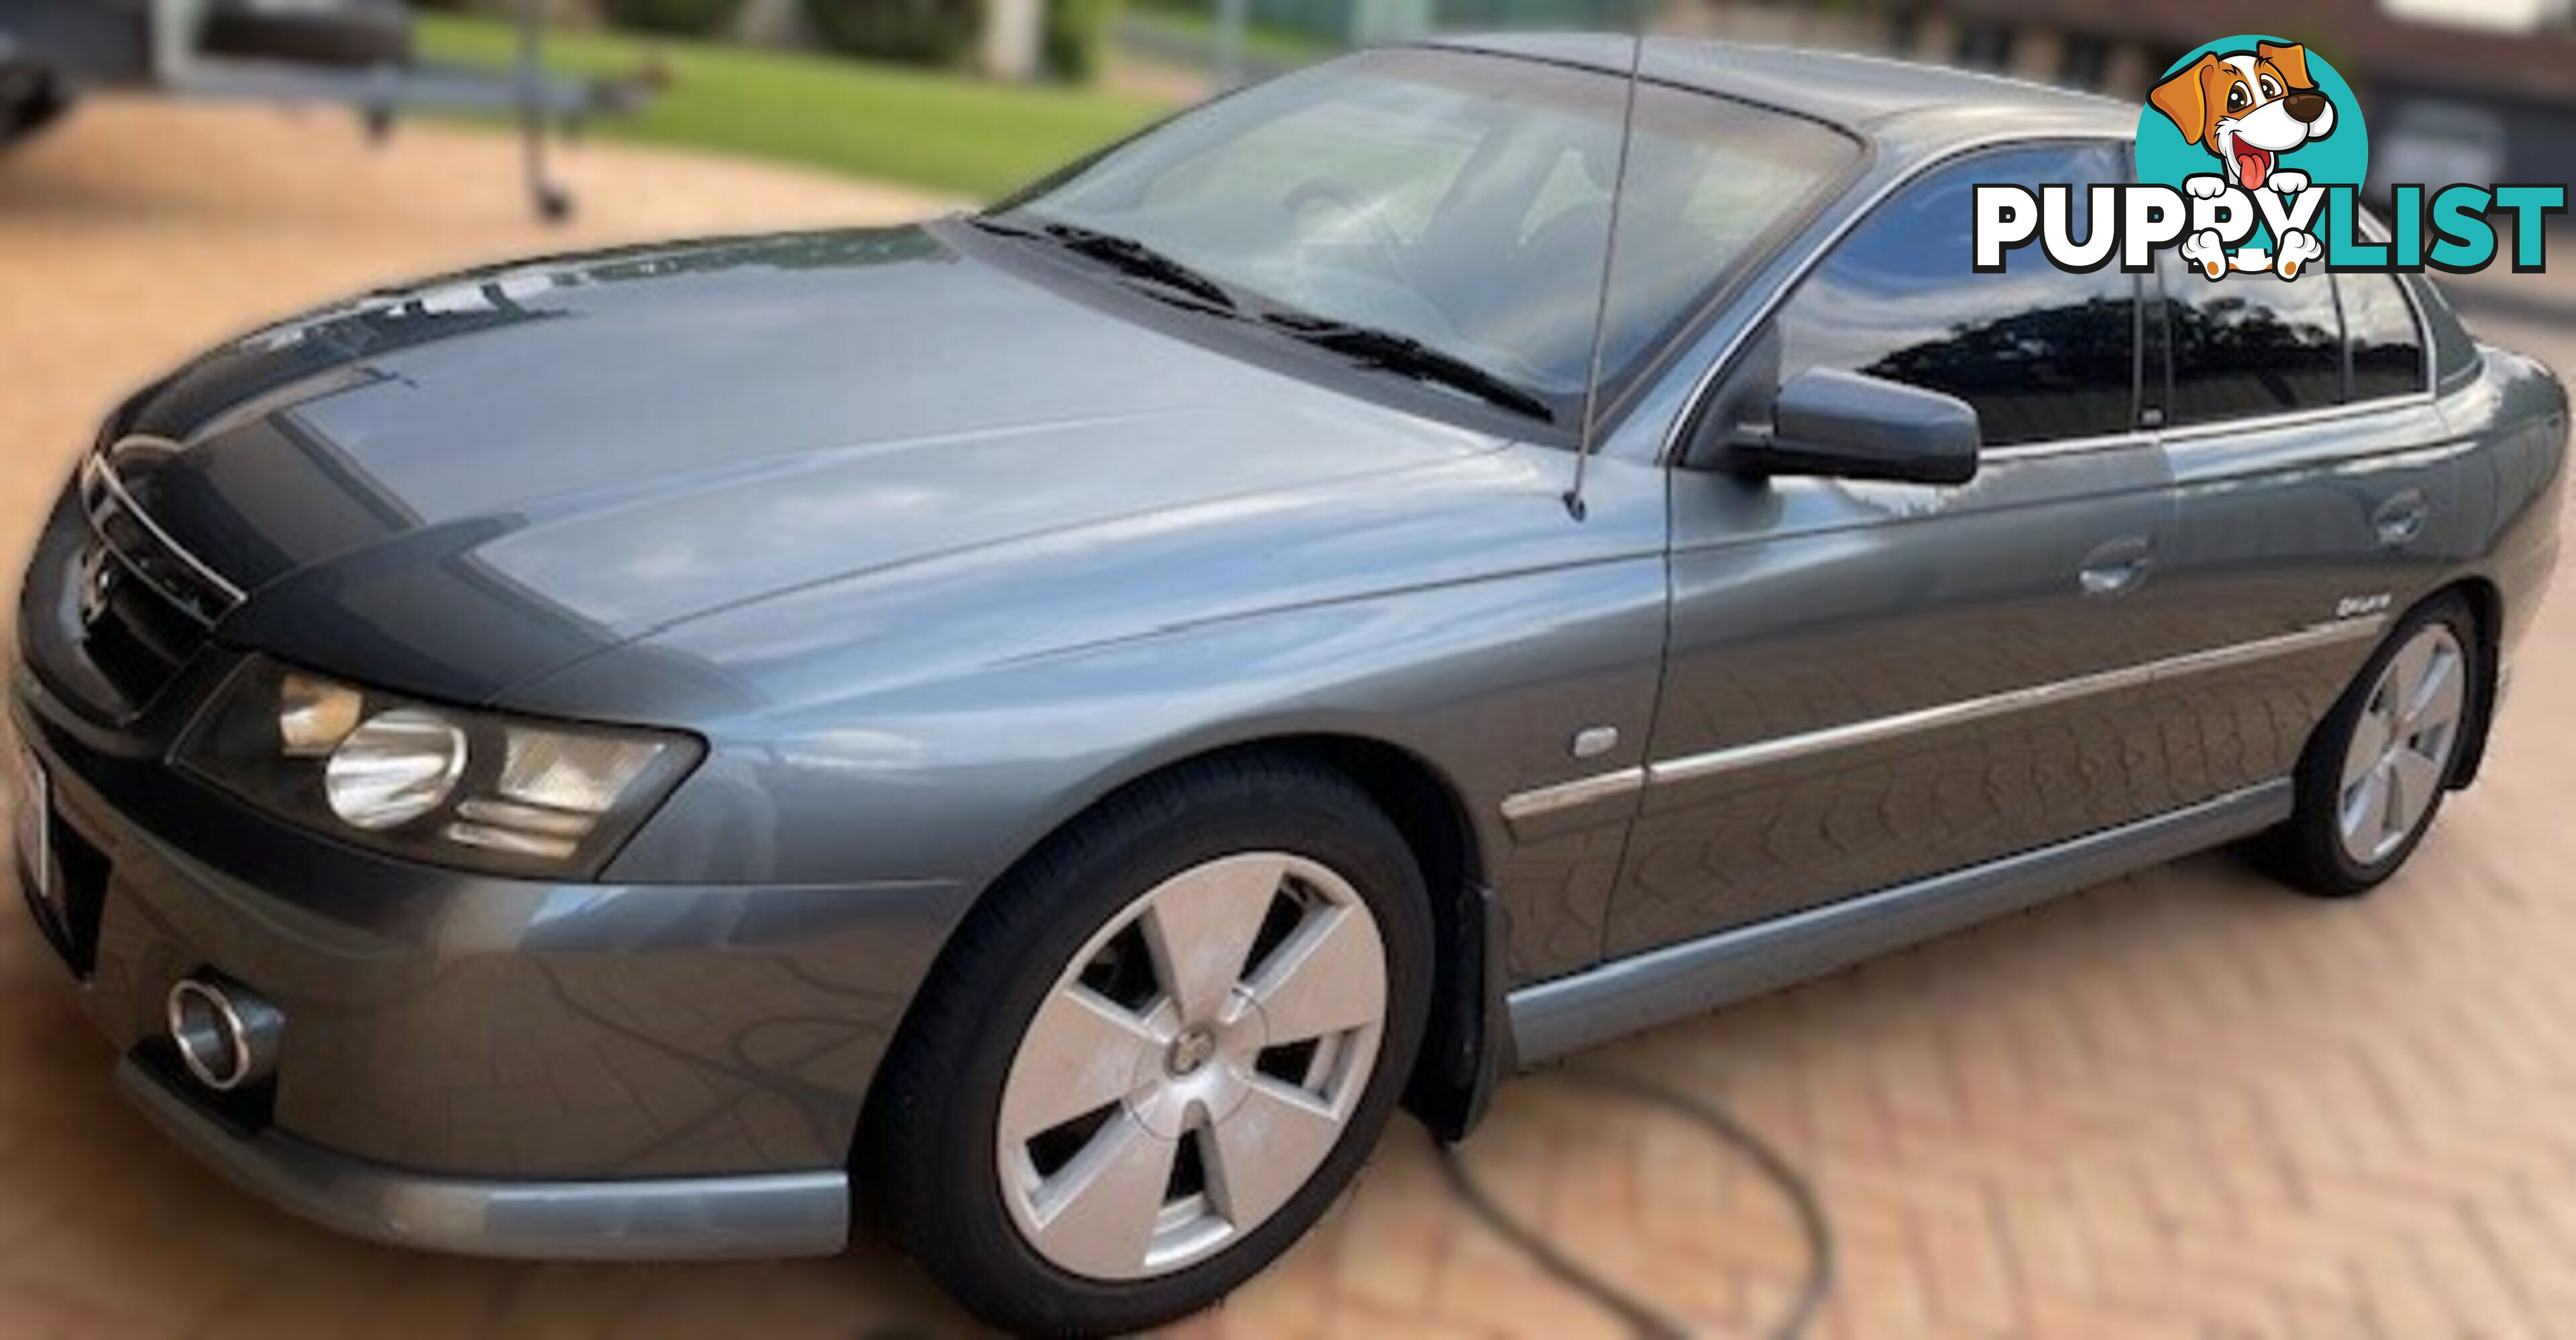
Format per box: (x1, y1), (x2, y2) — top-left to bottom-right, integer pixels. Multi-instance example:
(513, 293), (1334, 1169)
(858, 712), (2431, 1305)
(2149, 41), (2337, 279)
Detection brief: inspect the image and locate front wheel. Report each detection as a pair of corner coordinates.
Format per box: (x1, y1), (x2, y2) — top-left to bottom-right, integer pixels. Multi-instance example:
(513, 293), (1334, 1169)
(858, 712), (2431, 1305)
(2262, 595), (2481, 897)
(863, 758), (1432, 1335)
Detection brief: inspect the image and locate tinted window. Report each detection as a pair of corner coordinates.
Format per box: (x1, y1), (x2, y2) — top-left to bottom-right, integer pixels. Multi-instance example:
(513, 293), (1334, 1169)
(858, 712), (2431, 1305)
(2342, 272), (2427, 400)
(2413, 275), (2482, 390)
(2159, 252), (2343, 423)
(1772, 143), (2138, 447)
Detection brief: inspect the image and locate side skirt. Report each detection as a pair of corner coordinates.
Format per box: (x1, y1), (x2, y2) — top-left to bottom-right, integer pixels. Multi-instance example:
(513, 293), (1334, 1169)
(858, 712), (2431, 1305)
(1505, 780), (2294, 1066)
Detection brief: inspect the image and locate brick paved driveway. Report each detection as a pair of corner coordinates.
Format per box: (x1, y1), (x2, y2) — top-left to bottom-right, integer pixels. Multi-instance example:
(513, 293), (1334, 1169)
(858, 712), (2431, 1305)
(4, 97), (2575, 1339)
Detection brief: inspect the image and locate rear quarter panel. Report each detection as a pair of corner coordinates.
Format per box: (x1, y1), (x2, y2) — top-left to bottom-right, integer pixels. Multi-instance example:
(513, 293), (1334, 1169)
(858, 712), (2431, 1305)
(2445, 344), (2568, 660)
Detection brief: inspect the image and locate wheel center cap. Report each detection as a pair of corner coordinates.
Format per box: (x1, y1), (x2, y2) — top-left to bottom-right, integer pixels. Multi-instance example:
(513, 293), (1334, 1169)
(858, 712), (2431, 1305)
(1167, 1026), (1218, 1077)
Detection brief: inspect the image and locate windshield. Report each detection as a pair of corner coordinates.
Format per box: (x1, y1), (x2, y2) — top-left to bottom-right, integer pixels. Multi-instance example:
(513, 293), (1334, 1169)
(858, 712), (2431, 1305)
(996, 48), (1860, 419)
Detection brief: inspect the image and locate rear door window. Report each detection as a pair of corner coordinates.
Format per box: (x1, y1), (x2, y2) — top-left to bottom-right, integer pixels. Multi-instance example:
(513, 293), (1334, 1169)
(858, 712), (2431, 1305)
(2341, 271), (2428, 401)
(2157, 254), (2343, 424)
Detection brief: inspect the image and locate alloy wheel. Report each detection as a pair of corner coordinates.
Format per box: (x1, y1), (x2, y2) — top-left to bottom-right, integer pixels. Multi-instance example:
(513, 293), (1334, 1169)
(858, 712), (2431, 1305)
(2336, 623), (2467, 866)
(995, 852), (1389, 1280)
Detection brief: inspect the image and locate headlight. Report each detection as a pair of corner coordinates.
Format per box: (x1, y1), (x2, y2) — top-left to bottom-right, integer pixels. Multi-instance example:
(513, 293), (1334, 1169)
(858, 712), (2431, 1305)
(324, 708), (469, 830)
(177, 658), (701, 877)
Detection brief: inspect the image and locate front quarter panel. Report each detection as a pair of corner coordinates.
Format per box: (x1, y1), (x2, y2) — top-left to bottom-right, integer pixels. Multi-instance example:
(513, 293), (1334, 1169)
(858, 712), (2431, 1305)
(504, 447), (1672, 988)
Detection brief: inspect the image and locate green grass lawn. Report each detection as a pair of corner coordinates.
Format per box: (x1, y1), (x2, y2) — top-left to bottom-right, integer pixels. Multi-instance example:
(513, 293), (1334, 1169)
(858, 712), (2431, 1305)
(415, 13), (1171, 200)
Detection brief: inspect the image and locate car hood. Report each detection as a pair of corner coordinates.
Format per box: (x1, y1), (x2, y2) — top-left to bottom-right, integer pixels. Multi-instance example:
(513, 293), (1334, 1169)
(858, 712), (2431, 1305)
(103, 225), (1503, 703)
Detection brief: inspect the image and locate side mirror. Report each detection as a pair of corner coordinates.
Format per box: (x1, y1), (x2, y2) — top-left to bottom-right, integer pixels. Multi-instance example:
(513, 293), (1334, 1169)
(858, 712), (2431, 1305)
(1708, 367), (1981, 486)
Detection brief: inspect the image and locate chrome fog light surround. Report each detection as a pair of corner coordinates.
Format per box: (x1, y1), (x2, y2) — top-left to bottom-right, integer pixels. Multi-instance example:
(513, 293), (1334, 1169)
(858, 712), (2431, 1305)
(165, 976), (284, 1092)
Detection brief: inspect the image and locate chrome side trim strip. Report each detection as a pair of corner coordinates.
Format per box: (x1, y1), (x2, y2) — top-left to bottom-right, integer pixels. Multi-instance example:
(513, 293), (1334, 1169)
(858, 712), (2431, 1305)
(1498, 766), (1646, 823)
(2157, 393), (2436, 447)
(1976, 390), (2440, 463)
(1498, 615), (2384, 821)
(1505, 780), (2295, 1064)
(1650, 615), (2385, 788)
(1976, 429), (2153, 462)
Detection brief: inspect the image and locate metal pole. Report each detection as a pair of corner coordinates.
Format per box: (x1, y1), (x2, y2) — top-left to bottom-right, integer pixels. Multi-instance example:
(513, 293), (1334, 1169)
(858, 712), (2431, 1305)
(519, 0), (569, 220)
(1214, 0), (1248, 90)
(1562, 31), (1646, 521)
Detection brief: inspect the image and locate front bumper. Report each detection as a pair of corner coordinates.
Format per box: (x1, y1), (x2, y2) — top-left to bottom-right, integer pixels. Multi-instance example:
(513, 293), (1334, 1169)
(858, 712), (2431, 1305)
(117, 1057), (849, 1259)
(12, 662), (964, 1259)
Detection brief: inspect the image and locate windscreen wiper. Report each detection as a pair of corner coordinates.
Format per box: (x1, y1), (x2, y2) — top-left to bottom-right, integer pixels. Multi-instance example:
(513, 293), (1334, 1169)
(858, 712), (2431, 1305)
(1035, 223), (1242, 313)
(1263, 314), (1555, 423)
(970, 215), (1241, 313)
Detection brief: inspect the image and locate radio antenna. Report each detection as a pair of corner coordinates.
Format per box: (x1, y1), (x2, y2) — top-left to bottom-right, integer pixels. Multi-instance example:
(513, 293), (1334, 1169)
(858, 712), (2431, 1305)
(1562, 27), (1648, 521)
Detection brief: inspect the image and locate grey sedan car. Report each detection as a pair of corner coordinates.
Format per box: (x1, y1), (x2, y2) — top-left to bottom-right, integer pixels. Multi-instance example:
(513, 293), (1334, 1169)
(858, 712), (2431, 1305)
(12, 36), (2565, 1335)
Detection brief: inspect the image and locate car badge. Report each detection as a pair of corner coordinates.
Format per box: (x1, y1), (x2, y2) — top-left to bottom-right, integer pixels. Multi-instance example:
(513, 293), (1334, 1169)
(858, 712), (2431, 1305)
(76, 543), (117, 629)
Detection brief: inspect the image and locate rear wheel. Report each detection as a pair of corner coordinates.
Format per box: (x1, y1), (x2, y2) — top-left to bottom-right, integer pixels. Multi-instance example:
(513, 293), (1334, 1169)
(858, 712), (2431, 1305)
(2263, 595), (2479, 896)
(863, 758), (1432, 1335)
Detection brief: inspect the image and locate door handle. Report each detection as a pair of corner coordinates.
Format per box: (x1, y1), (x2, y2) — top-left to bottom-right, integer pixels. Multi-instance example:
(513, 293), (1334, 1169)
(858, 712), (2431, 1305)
(2078, 537), (2154, 597)
(2374, 490), (2428, 548)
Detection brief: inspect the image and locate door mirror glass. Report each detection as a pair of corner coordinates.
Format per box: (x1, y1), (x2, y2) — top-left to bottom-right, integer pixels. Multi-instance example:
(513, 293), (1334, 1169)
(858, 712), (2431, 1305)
(1722, 366), (1982, 485)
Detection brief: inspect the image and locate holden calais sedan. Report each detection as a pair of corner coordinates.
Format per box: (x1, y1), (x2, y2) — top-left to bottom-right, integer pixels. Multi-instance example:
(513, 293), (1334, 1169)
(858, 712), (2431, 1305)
(12, 36), (2565, 1335)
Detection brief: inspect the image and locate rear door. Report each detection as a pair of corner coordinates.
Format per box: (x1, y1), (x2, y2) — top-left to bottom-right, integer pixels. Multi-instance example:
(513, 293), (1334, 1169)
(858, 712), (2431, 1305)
(1609, 140), (2218, 958)
(2144, 257), (2458, 797)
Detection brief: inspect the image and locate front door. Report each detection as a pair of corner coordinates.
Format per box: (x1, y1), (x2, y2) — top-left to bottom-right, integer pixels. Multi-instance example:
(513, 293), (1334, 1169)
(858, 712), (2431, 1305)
(1609, 140), (2212, 958)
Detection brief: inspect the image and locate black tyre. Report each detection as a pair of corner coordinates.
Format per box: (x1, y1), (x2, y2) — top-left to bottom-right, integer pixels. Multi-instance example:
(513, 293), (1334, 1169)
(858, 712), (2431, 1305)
(862, 757), (1433, 1335)
(2261, 594), (2481, 897)
(0, 66), (74, 152)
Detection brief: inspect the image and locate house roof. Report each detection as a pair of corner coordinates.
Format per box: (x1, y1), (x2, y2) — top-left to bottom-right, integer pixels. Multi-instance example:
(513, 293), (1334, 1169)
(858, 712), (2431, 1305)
(1432, 33), (2135, 135)
(1939, 0), (2576, 105)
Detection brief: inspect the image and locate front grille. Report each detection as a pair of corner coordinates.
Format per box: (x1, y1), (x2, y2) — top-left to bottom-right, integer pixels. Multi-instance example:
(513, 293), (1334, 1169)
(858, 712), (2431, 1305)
(79, 448), (245, 626)
(75, 558), (206, 711)
(30, 442), (244, 719)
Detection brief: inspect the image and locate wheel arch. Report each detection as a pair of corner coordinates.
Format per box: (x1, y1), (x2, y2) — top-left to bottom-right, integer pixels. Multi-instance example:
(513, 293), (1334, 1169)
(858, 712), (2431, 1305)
(2330, 576), (2504, 791)
(853, 731), (1513, 1188)
(1043, 733), (1515, 1141)
(2436, 574), (2506, 788)
(1240, 735), (1514, 1141)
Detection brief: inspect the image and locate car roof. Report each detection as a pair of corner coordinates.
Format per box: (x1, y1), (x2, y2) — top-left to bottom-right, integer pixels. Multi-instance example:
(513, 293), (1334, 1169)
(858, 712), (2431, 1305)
(1427, 34), (2137, 148)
